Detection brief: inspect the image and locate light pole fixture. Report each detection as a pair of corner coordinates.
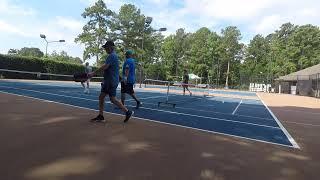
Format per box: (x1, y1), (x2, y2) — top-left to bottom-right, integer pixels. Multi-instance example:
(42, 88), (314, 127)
(158, 27), (167, 32)
(40, 34), (65, 57)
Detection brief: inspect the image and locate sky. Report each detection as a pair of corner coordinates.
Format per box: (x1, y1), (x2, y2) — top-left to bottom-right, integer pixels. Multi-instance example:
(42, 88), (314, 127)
(0, 0), (319, 65)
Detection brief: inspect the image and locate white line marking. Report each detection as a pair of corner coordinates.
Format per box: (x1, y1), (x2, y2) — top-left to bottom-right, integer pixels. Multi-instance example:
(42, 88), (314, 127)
(59, 90), (166, 101)
(256, 93), (300, 149)
(0, 85), (280, 129)
(126, 100), (274, 121)
(282, 121), (320, 127)
(232, 99), (242, 115)
(0, 90), (296, 148)
(240, 104), (265, 109)
(274, 109), (320, 115)
(127, 95), (166, 101)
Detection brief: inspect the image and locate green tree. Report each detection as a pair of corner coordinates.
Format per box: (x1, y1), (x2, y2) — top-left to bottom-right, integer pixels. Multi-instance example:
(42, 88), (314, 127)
(220, 26), (243, 88)
(161, 35), (176, 78)
(287, 24), (320, 70)
(7, 49), (18, 55)
(242, 34), (270, 82)
(17, 47), (44, 58)
(49, 51), (83, 64)
(161, 28), (190, 78)
(188, 27), (220, 84)
(75, 0), (114, 64)
(110, 4), (151, 51)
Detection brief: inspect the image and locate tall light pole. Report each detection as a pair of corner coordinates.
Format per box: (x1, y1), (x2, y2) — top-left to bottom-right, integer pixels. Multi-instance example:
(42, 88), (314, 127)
(139, 16), (166, 88)
(225, 48), (230, 89)
(40, 34), (65, 57)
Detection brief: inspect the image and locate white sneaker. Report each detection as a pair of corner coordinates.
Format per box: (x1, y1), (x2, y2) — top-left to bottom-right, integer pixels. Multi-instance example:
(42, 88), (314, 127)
(84, 88), (88, 94)
(86, 89), (90, 94)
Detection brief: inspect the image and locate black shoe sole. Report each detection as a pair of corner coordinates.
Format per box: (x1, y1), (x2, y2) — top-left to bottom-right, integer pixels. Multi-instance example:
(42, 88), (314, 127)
(124, 111), (134, 123)
(90, 116), (105, 123)
(90, 120), (106, 125)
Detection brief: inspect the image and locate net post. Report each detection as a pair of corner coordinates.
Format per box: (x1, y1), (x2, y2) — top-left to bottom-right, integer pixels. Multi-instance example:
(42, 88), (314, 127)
(157, 80), (176, 108)
(206, 83), (210, 97)
(166, 81), (170, 102)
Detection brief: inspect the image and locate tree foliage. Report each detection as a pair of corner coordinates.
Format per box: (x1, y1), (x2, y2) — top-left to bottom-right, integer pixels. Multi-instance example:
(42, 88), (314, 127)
(11, 47), (44, 58)
(76, 2), (320, 88)
(75, 0), (114, 64)
(49, 51), (83, 64)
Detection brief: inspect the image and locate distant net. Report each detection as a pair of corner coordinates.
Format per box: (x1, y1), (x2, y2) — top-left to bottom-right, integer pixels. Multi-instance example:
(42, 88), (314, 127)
(144, 78), (211, 108)
(0, 68), (103, 90)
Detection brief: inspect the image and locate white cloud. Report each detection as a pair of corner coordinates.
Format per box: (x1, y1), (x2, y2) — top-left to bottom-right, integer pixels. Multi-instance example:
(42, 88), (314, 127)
(182, 0), (285, 21)
(145, 0), (171, 6)
(79, 0), (98, 5)
(0, 20), (32, 37)
(0, 0), (36, 16)
(149, 10), (189, 35)
(165, 0), (320, 38)
(250, 1), (320, 36)
(0, 16), (85, 60)
(299, 8), (318, 17)
(253, 15), (283, 35)
(55, 16), (84, 31)
(1, 0), (320, 64)
(80, 0), (115, 7)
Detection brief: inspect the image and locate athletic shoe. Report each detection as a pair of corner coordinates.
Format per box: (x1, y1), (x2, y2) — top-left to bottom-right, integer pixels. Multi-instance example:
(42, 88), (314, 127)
(124, 110), (134, 123)
(136, 101), (142, 109)
(90, 114), (105, 123)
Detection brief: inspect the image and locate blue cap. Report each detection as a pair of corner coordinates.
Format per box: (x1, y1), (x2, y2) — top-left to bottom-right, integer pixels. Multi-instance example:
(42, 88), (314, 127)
(125, 50), (134, 55)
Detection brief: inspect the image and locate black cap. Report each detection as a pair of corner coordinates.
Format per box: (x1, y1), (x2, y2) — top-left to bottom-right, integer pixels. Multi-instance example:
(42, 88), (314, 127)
(102, 40), (115, 48)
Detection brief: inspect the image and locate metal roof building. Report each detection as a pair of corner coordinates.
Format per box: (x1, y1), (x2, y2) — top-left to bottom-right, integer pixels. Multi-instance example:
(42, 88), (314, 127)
(276, 63), (320, 81)
(275, 63), (320, 98)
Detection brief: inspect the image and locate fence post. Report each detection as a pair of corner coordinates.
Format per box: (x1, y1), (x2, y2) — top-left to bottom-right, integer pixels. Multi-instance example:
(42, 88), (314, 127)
(316, 73), (320, 98)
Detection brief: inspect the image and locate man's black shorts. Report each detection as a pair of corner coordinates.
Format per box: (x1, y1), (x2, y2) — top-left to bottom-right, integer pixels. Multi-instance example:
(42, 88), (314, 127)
(121, 82), (134, 94)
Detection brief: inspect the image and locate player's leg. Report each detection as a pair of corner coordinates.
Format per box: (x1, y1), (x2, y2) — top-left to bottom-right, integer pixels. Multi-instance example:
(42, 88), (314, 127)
(90, 92), (107, 122)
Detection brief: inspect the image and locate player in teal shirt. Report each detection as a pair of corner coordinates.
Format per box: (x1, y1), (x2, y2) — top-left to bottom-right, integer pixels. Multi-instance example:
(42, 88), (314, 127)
(121, 50), (141, 109)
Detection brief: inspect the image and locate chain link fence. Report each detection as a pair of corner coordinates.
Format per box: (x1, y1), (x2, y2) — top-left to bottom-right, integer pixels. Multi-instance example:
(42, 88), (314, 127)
(272, 73), (319, 98)
(239, 73), (274, 92)
(310, 73), (320, 98)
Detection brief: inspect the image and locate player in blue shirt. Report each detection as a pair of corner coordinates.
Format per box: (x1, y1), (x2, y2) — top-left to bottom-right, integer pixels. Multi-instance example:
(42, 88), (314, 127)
(120, 50), (141, 109)
(88, 41), (133, 123)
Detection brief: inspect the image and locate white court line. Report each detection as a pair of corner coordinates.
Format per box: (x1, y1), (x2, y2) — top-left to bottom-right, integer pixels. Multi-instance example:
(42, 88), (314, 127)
(283, 121), (320, 127)
(126, 95), (166, 101)
(0, 85), (280, 129)
(59, 90), (226, 117)
(1, 85), (272, 121)
(59, 90), (166, 102)
(240, 104), (265, 109)
(232, 99), (242, 115)
(0, 90), (296, 149)
(256, 93), (300, 149)
(274, 108), (320, 115)
(125, 100), (274, 121)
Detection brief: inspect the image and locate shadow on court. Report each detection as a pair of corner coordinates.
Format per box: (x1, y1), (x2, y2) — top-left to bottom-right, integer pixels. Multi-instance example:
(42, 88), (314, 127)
(1, 92), (320, 180)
